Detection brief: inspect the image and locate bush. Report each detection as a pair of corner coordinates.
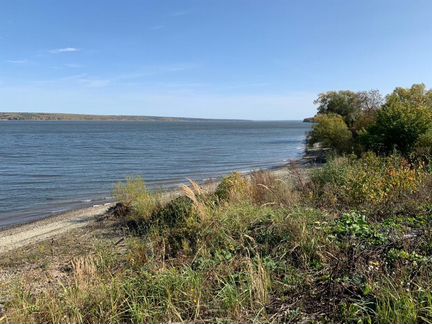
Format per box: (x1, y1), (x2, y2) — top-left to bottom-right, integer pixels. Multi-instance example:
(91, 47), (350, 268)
(414, 127), (432, 161)
(365, 84), (432, 155)
(155, 196), (195, 228)
(6, 165), (432, 323)
(314, 91), (363, 126)
(311, 153), (427, 213)
(215, 172), (250, 202)
(249, 171), (299, 207)
(113, 177), (159, 223)
(309, 114), (353, 154)
(331, 212), (386, 244)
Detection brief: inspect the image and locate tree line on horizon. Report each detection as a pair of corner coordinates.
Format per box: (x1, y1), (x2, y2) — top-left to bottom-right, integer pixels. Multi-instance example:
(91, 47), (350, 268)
(309, 83), (432, 160)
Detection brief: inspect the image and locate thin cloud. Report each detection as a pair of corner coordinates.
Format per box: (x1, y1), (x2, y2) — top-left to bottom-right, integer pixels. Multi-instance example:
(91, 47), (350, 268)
(6, 59), (29, 64)
(64, 63), (84, 68)
(49, 47), (80, 54)
(168, 10), (190, 17)
(150, 25), (165, 30)
(159, 63), (198, 72)
(79, 78), (111, 88)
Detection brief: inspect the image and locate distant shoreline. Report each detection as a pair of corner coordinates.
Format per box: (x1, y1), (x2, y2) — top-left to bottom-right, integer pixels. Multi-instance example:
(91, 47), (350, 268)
(0, 153), (318, 235)
(0, 112), (250, 122)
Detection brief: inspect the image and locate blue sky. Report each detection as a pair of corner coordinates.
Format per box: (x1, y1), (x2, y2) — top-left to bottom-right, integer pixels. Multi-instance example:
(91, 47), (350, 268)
(1, 0), (432, 120)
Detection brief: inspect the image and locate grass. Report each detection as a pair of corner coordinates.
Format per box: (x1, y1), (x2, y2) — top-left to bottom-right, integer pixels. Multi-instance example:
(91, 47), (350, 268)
(1, 153), (432, 323)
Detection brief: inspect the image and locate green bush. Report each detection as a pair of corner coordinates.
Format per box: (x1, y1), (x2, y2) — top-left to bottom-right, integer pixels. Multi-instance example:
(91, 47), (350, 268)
(113, 177), (159, 222)
(365, 84), (432, 155)
(155, 196), (195, 228)
(414, 127), (432, 160)
(311, 153), (427, 211)
(214, 172), (250, 202)
(314, 91), (363, 126)
(309, 114), (353, 154)
(330, 212), (386, 245)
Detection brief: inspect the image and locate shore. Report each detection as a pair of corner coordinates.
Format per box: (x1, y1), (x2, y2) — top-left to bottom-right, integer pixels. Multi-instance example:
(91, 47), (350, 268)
(0, 205), (113, 253)
(0, 155), (318, 254)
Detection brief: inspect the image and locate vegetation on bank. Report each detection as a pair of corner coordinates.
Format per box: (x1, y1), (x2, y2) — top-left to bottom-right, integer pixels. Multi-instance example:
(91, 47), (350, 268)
(0, 112), (221, 122)
(309, 83), (432, 160)
(1, 83), (432, 323)
(3, 158), (431, 323)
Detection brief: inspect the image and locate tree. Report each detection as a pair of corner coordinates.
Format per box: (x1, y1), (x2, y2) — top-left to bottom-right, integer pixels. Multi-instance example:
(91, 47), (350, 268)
(314, 90), (383, 127)
(314, 91), (362, 126)
(386, 83), (432, 109)
(358, 90), (383, 112)
(414, 128), (432, 160)
(366, 84), (432, 155)
(309, 114), (353, 153)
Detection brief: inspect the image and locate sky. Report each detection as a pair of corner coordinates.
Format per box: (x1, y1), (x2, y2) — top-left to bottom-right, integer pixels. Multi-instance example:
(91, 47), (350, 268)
(1, 0), (432, 120)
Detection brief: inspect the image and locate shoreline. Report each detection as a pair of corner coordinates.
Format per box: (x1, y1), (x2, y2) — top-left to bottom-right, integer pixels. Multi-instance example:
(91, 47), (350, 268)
(0, 204), (113, 253)
(0, 153), (314, 231)
(0, 154), (318, 253)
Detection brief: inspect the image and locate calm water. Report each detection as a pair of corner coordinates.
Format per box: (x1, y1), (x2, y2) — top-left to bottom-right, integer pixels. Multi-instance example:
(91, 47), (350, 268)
(0, 120), (311, 228)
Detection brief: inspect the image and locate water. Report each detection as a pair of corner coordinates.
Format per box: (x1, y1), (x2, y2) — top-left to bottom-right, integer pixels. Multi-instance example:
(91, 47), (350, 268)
(0, 120), (311, 228)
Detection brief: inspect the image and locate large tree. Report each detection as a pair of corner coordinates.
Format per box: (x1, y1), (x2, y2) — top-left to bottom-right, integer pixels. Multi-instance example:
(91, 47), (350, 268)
(314, 90), (383, 127)
(366, 84), (432, 155)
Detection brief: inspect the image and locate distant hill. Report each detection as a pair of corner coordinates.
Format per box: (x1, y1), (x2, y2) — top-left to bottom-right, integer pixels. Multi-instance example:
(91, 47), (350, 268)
(0, 112), (239, 122)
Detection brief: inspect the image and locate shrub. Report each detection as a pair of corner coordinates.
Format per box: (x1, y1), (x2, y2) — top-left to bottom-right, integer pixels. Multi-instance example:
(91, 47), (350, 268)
(314, 91), (364, 126)
(249, 171), (299, 207)
(113, 177), (159, 223)
(214, 172), (250, 202)
(6, 128), (432, 324)
(330, 212), (386, 245)
(311, 153), (427, 212)
(155, 196), (195, 228)
(309, 114), (353, 154)
(365, 84), (432, 155)
(414, 127), (432, 161)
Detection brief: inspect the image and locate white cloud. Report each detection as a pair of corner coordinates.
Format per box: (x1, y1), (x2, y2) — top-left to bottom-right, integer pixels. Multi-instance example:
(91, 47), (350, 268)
(64, 63), (84, 68)
(168, 10), (190, 17)
(6, 59), (29, 64)
(150, 25), (165, 30)
(49, 47), (80, 54)
(79, 78), (111, 88)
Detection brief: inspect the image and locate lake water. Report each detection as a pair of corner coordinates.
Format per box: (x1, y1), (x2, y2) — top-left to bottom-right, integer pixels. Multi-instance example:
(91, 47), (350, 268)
(0, 120), (311, 228)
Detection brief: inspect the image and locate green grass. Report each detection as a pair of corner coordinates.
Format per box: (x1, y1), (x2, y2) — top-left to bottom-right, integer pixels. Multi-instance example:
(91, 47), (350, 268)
(2, 154), (432, 323)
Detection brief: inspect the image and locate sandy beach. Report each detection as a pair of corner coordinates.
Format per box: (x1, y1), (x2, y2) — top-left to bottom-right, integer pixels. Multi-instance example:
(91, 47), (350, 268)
(0, 204), (113, 253)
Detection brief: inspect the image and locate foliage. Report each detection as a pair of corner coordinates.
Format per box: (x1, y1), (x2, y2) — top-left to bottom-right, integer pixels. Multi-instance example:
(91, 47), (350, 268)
(365, 88), (432, 154)
(214, 172), (250, 202)
(3, 166), (432, 324)
(309, 114), (353, 153)
(154, 196), (195, 228)
(311, 84), (432, 157)
(311, 153), (427, 212)
(330, 212), (386, 244)
(386, 83), (432, 108)
(314, 90), (382, 126)
(113, 177), (159, 222)
(414, 127), (432, 161)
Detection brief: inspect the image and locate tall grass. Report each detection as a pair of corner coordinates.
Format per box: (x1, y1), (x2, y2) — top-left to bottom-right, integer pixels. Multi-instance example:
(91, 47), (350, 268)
(2, 155), (432, 323)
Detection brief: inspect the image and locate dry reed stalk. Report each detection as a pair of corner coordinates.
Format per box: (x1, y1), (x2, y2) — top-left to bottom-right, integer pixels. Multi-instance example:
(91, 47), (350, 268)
(70, 255), (98, 286)
(181, 180), (209, 221)
(246, 257), (270, 307)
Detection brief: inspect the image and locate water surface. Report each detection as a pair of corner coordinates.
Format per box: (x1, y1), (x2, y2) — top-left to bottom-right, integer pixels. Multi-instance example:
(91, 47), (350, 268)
(0, 120), (311, 228)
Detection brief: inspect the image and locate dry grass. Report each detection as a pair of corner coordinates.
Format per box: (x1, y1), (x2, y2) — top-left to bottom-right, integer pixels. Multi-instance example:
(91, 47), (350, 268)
(2, 159), (432, 323)
(250, 170), (300, 207)
(181, 179), (209, 221)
